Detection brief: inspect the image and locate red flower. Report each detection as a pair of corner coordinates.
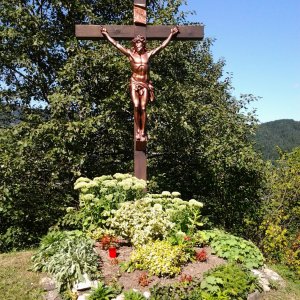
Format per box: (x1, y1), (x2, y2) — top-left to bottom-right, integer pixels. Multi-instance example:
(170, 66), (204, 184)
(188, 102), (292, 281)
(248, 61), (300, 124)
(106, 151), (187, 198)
(138, 272), (150, 287)
(179, 274), (193, 283)
(100, 235), (119, 250)
(196, 249), (208, 262)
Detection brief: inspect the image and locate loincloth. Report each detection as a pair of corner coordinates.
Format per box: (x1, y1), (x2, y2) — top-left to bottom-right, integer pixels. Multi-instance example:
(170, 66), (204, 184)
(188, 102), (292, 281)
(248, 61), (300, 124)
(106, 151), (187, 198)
(130, 78), (154, 102)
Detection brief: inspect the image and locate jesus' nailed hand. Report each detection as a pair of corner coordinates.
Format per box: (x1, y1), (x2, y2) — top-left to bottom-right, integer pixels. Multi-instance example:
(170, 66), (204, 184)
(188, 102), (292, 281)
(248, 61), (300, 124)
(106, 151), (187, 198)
(100, 26), (179, 141)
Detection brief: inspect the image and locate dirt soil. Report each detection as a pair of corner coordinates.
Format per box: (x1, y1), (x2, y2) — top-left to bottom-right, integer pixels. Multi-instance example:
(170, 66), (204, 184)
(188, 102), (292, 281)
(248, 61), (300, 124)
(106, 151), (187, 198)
(95, 245), (226, 292)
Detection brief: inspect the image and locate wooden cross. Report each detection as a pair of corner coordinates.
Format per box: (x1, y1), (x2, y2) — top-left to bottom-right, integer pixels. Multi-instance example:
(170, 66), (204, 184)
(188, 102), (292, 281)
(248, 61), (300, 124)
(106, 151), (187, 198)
(75, 0), (204, 182)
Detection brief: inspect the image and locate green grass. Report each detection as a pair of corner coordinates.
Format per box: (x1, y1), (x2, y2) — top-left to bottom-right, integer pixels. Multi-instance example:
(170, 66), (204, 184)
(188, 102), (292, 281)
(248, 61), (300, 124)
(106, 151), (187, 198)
(0, 250), (44, 300)
(261, 264), (300, 300)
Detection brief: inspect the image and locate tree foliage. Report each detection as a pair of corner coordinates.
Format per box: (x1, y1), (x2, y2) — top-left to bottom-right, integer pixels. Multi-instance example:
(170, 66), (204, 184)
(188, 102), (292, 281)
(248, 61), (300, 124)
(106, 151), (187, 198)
(259, 147), (300, 273)
(0, 0), (265, 251)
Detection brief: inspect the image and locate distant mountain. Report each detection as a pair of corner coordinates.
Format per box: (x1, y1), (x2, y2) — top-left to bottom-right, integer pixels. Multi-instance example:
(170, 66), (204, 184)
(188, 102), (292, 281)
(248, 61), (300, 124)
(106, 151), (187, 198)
(254, 119), (300, 161)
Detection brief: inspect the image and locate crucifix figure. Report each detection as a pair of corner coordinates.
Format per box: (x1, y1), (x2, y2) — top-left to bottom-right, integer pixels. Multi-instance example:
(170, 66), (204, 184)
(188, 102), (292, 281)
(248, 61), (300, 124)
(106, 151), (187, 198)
(100, 26), (179, 141)
(75, 0), (204, 181)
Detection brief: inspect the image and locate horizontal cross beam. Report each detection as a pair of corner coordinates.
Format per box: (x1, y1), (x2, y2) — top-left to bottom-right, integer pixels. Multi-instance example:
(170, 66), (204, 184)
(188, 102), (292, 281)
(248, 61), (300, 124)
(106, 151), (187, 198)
(75, 25), (204, 41)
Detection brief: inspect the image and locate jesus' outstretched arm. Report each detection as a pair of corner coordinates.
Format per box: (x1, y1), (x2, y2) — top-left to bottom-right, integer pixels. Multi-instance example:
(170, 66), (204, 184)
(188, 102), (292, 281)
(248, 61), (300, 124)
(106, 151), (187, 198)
(100, 27), (130, 57)
(149, 26), (179, 57)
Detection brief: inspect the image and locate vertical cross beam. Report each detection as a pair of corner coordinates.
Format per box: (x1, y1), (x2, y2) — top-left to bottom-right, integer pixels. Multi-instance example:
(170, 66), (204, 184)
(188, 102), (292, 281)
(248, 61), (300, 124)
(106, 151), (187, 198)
(133, 0), (147, 181)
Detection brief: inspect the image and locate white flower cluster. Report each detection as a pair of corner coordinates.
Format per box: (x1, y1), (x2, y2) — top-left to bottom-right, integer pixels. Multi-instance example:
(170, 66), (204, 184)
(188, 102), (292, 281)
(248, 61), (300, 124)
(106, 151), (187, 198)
(74, 177), (91, 190)
(71, 173), (147, 231)
(72, 174), (204, 239)
(189, 199), (204, 208)
(116, 176), (146, 191)
(74, 173), (146, 206)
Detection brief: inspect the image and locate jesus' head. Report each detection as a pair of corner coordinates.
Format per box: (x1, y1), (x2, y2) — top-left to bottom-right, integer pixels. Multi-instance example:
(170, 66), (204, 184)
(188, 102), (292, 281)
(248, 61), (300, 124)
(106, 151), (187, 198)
(132, 35), (147, 54)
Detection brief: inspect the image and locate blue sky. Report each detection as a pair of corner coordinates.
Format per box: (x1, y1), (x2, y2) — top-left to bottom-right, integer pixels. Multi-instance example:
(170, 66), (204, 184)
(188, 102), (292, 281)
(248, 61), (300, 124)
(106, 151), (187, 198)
(183, 0), (300, 123)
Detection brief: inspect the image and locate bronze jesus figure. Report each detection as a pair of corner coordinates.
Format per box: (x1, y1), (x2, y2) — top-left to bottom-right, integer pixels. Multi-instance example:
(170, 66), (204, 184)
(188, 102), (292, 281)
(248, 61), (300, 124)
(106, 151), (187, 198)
(100, 26), (179, 141)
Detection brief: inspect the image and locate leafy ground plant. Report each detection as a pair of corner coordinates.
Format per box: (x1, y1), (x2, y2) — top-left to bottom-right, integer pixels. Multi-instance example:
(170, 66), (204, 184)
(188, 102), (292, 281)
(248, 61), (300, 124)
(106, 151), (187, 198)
(123, 289), (146, 300)
(196, 229), (264, 269)
(149, 263), (260, 300)
(200, 263), (261, 299)
(88, 282), (119, 300)
(32, 230), (100, 293)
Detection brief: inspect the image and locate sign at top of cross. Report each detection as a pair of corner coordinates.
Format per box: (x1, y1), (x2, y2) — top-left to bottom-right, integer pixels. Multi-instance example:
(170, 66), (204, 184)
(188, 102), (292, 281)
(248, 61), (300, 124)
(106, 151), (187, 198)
(75, 0), (204, 41)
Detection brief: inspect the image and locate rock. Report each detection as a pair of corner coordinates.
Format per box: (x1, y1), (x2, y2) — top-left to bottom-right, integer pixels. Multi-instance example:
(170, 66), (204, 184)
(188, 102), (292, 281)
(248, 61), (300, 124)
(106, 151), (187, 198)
(247, 290), (261, 300)
(89, 279), (100, 289)
(143, 291), (151, 298)
(43, 290), (62, 300)
(40, 276), (56, 291)
(251, 269), (270, 292)
(261, 278), (271, 292)
(73, 273), (92, 291)
(251, 267), (285, 293)
(263, 267), (285, 286)
(251, 269), (262, 277)
(77, 293), (91, 300)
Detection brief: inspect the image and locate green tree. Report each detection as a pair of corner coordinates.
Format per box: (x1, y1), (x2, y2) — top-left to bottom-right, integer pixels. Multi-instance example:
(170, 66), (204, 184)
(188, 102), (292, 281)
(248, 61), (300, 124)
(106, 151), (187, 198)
(0, 0), (265, 251)
(0, 0), (138, 250)
(259, 147), (300, 271)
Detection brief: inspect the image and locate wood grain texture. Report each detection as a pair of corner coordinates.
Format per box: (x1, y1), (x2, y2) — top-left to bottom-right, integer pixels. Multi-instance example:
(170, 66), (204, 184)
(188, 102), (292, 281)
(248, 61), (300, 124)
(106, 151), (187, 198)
(75, 25), (204, 40)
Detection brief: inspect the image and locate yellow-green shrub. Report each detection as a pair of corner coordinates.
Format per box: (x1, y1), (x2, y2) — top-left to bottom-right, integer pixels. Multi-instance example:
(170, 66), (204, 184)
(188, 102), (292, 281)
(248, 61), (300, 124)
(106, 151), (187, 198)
(260, 147), (300, 269)
(260, 221), (288, 262)
(285, 234), (300, 277)
(126, 240), (189, 277)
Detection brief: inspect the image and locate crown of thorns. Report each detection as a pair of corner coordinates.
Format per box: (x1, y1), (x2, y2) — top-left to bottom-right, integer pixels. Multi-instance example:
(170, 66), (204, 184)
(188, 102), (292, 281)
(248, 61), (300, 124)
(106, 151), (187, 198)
(132, 35), (146, 45)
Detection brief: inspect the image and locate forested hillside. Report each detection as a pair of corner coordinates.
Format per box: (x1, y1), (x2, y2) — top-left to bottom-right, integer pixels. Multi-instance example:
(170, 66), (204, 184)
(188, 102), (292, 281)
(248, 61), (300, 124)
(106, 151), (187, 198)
(255, 119), (300, 161)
